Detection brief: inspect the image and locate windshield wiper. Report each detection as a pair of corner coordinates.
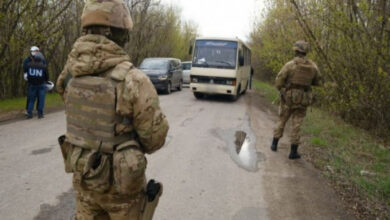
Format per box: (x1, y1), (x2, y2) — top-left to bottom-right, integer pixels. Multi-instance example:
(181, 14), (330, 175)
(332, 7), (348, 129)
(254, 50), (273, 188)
(215, 60), (232, 67)
(195, 61), (209, 67)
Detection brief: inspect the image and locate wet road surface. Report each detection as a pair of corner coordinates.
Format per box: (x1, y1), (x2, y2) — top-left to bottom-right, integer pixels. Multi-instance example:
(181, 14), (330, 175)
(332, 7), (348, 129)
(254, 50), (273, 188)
(0, 89), (354, 220)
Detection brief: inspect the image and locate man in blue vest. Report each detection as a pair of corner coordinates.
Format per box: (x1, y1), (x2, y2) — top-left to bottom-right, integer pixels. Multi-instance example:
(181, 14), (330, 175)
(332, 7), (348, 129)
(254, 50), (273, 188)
(25, 47), (49, 119)
(23, 46), (47, 114)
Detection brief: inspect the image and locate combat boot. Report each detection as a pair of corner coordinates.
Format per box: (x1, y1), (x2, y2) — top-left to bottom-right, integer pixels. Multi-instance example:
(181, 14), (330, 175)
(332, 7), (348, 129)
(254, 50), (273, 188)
(270, 138), (279, 151)
(288, 144), (301, 159)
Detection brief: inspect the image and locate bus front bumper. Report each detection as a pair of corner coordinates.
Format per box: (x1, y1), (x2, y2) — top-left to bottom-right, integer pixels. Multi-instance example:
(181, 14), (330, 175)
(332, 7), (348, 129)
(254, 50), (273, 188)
(190, 83), (237, 95)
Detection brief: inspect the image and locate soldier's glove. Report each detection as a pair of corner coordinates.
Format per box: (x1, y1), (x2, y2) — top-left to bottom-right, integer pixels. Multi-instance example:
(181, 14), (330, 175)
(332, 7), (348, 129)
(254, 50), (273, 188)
(146, 179), (162, 202)
(142, 180), (163, 220)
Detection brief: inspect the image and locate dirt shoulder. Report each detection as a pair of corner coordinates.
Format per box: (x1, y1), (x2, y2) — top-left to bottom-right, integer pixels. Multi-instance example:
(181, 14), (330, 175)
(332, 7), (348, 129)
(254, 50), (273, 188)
(0, 106), (64, 125)
(245, 90), (355, 220)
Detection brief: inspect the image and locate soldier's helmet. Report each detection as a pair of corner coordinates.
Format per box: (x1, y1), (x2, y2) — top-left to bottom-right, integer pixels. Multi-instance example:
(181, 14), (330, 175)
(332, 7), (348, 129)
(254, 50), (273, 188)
(81, 0), (133, 31)
(293, 41), (309, 54)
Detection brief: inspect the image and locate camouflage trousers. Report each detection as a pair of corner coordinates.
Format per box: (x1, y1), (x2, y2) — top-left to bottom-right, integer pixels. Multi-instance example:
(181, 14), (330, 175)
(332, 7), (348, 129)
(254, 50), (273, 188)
(74, 183), (145, 220)
(273, 103), (307, 145)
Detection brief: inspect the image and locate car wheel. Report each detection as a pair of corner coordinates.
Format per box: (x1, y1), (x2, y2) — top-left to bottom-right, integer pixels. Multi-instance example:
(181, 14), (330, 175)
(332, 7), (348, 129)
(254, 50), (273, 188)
(165, 82), (171, 94)
(194, 92), (204, 99)
(177, 80), (183, 91)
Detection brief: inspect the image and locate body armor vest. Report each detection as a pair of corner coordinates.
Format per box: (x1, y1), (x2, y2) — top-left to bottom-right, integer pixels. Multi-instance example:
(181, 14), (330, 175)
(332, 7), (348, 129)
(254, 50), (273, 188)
(65, 63), (133, 153)
(289, 57), (317, 87)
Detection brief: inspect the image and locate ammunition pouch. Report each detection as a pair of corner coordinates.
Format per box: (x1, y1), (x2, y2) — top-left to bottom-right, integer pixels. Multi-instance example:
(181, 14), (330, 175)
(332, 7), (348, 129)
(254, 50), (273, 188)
(301, 91), (313, 106)
(81, 151), (112, 193)
(142, 180), (163, 220)
(285, 88), (313, 107)
(113, 140), (147, 195)
(67, 147), (112, 193)
(59, 135), (147, 194)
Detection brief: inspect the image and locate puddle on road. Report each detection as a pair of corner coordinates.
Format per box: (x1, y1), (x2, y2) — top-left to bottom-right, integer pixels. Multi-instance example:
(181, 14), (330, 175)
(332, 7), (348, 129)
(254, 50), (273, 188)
(235, 131), (247, 153)
(213, 115), (266, 172)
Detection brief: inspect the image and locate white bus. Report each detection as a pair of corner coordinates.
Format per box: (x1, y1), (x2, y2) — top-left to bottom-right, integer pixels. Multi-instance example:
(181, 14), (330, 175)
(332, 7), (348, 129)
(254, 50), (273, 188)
(189, 37), (251, 100)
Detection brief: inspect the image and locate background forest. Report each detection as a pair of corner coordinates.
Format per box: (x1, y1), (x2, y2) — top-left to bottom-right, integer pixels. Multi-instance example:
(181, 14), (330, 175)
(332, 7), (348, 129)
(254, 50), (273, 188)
(1, 0), (389, 140)
(249, 0), (390, 140)
(0, 0), (197, 99)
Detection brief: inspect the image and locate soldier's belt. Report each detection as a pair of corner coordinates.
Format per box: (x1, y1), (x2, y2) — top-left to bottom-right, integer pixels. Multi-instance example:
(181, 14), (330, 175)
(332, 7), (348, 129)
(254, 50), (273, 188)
(66, 131), (138, 154)
(289, 84), (310, 92)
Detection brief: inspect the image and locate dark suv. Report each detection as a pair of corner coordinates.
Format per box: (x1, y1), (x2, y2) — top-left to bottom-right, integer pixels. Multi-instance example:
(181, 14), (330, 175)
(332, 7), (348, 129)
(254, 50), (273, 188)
(139, 58), (183, 94)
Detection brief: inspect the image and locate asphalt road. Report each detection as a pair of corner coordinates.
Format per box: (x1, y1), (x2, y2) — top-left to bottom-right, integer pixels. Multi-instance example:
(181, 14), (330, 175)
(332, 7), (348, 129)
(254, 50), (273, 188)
(0, 88), (354, 220)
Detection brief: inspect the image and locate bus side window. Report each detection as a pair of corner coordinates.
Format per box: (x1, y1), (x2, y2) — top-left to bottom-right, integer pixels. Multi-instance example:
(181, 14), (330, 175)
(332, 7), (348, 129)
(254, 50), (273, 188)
(239, 49), (244, 66)
(243, 46), (249, 66)
(248, 48), (251, 65)
(243, 47), (247, 66)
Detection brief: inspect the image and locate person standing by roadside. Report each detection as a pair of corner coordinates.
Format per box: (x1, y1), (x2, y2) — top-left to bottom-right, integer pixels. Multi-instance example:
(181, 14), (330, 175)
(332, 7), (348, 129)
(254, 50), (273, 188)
(270, 41), (322, 159)
(23, 46), (47, 114)
(250, 66), (254, 89)
(25, 47), (49, 119)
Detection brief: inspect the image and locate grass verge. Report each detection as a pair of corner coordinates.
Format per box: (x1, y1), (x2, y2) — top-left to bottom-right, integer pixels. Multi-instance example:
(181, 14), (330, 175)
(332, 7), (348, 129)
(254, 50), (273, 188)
(253, 79), (390, 219)
(0, 93), (63, 113)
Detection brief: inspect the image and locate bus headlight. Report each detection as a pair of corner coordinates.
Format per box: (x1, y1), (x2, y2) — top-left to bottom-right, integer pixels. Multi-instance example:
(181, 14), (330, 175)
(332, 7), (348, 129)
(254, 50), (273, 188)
(226, 80), (236, 86)
(191, 77), (198, 83)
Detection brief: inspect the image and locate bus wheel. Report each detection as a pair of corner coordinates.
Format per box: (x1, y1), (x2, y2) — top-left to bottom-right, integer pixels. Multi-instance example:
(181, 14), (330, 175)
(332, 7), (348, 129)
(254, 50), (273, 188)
(194, 92), (204, 99)
(242, 81), (249, 95)
(231, 85), (241, 101)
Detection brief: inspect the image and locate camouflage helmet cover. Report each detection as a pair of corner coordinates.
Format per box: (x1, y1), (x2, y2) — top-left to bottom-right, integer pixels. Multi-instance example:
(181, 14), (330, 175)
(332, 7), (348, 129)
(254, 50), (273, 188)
(81, 0), (133, 31)
(293, 40), (309, 53)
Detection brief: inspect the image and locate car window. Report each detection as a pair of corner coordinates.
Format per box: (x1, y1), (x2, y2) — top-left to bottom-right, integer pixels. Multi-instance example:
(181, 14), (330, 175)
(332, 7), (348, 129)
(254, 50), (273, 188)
(169, 61), (175, 70)
(139, 59), (169, 70)
(181, 63), (192, 70)
(173, 60), (180, 69)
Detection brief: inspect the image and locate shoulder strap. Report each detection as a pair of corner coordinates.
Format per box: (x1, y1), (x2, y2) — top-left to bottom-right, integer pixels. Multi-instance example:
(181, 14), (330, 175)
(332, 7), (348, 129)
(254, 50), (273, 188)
(110, 61), (134, 81)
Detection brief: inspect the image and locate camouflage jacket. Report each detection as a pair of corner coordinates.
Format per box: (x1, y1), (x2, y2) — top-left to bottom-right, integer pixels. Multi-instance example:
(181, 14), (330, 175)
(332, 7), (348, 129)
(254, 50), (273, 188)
(57, 34), (169, 154)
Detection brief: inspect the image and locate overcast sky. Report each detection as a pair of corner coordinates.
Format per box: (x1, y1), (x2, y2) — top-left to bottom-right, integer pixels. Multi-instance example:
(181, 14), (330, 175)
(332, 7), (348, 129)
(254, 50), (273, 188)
(160, 0), (264, 42)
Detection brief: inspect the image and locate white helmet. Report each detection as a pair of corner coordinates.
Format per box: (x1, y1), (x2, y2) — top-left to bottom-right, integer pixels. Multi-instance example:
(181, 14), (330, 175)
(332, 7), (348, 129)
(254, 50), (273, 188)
(30, 46), (40, 52)
(30, 46), (40, 56)
(45, 81), (54, 91)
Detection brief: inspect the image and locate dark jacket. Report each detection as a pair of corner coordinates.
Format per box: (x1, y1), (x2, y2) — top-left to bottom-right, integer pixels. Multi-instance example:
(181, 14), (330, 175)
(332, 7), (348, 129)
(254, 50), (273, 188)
(25, 57), (49, 85)
(23, 53), (47, 74)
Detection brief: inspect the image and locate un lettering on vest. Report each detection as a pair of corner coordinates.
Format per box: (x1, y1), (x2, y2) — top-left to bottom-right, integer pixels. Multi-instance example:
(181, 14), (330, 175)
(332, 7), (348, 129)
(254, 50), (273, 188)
(29, 68), (43, 77)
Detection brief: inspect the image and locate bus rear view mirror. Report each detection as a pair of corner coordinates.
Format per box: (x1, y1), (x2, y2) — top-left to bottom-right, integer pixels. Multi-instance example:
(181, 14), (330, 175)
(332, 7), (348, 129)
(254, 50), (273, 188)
(239, 56), (244, 66)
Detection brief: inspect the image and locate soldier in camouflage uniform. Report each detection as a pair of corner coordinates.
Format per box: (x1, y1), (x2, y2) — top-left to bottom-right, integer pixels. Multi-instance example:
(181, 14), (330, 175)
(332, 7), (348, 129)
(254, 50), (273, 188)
(270, 41), (321, 159)
(56, 0), (169, 219)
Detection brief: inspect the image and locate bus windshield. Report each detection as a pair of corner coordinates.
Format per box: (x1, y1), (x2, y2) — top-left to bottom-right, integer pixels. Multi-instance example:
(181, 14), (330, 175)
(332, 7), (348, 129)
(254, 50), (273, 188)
(192, 40), (237, 69)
